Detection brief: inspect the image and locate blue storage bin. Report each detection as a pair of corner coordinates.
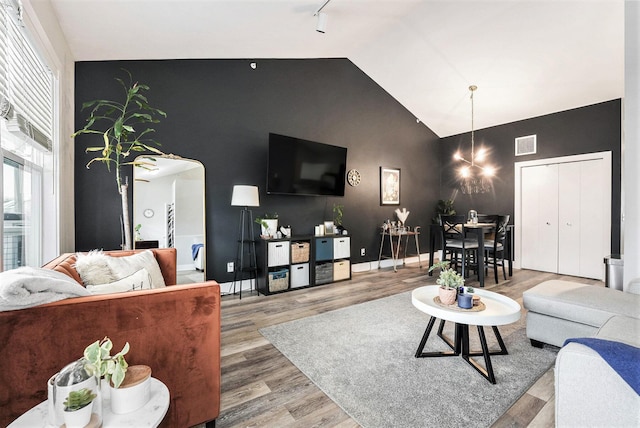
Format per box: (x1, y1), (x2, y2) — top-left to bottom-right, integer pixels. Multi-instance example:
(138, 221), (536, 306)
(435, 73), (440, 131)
(315, 238), (334, 261)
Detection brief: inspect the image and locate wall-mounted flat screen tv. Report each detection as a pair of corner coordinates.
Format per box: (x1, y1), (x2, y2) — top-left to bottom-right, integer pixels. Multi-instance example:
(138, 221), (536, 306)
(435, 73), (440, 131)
(267, 133), (347, 196)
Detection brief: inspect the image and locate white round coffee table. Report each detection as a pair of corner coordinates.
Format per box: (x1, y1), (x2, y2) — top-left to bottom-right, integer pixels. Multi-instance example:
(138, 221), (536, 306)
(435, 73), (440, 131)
(411, 285), (521, 383)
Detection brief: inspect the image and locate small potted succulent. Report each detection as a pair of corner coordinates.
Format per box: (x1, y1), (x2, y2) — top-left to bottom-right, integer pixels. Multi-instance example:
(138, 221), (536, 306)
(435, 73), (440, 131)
(428, 260), (464, 305)
(63, 388), (97, 428)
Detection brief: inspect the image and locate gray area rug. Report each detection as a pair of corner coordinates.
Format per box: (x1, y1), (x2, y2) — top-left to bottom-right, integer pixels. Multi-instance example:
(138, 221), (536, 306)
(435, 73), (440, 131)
(260, 290), (558, 428)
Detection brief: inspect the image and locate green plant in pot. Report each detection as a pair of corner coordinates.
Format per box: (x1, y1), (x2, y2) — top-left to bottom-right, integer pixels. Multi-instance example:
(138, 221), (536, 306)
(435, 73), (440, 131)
(83, 337), (130, 389)
(72, 69), (166, 250)
(428, 260), (464, 305)
(432, 199), (456, 224)
(255, 213), (278, 238)
(83, 337), (152, 414)
(64, 388), (96, 411)
(333, 203), (344, 233)
(63, 388), (97, 427)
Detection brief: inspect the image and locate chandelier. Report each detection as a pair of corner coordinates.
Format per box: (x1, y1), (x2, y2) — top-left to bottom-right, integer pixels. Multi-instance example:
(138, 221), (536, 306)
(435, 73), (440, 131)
(453, 85), (495, 194)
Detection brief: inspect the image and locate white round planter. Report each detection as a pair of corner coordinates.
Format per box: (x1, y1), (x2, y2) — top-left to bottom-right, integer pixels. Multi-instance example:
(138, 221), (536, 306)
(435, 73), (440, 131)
(110, 374), (151, 414)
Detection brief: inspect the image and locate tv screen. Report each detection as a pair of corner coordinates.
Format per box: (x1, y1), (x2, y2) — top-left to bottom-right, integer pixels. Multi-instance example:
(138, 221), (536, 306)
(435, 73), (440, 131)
(267, 133), (347, 196)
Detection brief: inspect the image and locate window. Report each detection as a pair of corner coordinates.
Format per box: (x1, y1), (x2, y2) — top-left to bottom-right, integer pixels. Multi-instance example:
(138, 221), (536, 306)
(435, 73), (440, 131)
(2, 151), (42, 269)
(0, 0), (54, 270)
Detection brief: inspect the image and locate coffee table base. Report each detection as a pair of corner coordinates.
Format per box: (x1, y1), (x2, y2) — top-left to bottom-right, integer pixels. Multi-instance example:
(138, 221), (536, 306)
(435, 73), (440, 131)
(414, 317), (508, 384)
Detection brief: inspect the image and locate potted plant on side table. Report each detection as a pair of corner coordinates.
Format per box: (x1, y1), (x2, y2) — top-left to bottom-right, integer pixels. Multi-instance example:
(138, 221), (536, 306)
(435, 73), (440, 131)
(63, 388), (97, 428)
(428, 260), (464, 305)
(84, 337), (152, 414)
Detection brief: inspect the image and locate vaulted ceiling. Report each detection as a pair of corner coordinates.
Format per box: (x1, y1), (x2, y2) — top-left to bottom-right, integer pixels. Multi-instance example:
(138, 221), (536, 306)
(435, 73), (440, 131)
(47, 0), (624, 137)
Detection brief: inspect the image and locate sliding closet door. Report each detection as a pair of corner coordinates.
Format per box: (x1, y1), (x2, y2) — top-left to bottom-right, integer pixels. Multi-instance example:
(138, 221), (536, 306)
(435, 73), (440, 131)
(521, 164), (559, 273)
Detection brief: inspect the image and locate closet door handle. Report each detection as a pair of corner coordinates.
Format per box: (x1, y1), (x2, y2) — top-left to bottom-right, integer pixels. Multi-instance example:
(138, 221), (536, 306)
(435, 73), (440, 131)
(546, 222), (551, 225)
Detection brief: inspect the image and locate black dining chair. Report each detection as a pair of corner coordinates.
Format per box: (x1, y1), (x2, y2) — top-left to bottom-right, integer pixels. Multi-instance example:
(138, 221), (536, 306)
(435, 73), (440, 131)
(484, 215), (510, 283)
(439, 214), (479, 278)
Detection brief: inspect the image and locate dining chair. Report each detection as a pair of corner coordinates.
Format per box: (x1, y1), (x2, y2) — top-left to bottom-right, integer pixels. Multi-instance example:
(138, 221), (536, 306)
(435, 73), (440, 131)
(438, 214), (479, 278)
(484, 214), (510, 283)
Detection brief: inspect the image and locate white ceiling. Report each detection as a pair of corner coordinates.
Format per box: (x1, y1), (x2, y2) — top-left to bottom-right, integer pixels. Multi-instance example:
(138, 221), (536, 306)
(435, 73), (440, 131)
(47, 0), (624, 137)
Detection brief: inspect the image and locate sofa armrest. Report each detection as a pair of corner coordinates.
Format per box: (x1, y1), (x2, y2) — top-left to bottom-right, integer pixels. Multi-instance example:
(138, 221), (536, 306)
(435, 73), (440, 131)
(0, 281), (221, 428)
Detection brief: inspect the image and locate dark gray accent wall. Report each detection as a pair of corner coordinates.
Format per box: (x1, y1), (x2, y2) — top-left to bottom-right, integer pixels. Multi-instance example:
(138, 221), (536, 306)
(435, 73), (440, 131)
(438, 99), (622, 253)
(74, 59), (441, 281)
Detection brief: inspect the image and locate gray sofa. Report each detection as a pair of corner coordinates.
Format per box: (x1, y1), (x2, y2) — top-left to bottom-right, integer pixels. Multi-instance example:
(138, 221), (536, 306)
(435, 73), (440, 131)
(523, 279), (640, 348)
(555, 315), (640, 427)
(523, 279), (640, 427)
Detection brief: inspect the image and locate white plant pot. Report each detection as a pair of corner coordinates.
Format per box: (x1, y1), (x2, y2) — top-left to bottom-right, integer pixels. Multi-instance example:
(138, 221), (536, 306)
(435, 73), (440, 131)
(261, 219), (278, 237)
(63, 403), (93, 428)
(48, 373), (99, 426)
(110, 376), (151, 414)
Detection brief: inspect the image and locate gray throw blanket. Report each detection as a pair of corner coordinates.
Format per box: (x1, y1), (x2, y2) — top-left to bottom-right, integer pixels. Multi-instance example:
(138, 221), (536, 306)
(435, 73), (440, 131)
(0, 267), (91, 311)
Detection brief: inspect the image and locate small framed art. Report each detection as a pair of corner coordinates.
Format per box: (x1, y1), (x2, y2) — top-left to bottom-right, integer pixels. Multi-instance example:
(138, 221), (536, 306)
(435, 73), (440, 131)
(380, 167), (400, 205)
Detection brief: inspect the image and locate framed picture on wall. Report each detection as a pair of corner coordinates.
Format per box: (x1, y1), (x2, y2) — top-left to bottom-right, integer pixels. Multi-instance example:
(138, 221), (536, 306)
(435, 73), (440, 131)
(380, 167), (400, 205)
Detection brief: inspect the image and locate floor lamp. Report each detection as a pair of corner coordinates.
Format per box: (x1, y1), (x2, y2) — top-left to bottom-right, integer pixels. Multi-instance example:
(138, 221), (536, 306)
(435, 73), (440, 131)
(231, 185), (260, 298)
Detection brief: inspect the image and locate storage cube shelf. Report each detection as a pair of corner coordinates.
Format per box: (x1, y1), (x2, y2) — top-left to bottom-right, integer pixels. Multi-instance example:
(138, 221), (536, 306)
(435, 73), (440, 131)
(257, 235), (351, 295)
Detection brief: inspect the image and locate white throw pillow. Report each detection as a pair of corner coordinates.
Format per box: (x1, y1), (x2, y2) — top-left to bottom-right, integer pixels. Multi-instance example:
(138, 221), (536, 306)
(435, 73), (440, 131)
(74, 250), (116, 285)
(86, 268), (153, 295)
(105, 250), (166, 289)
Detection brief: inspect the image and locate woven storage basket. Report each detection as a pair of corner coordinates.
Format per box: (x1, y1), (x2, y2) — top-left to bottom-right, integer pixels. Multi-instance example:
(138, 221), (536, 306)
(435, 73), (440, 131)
(268, 269), (289, 292)
(291, 242), (310, 263)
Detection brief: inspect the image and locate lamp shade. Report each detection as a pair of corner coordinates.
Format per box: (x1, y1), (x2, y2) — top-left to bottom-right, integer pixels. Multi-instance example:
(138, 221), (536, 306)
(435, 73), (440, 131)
(231, 185), (260, 207)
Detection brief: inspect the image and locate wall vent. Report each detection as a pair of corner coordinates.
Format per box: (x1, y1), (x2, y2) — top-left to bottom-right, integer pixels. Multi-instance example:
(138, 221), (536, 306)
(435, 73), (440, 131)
(515, 134), (537, 156)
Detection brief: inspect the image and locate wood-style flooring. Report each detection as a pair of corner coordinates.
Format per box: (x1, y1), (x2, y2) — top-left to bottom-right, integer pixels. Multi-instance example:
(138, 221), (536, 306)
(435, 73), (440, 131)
(213, 264), (601, 428)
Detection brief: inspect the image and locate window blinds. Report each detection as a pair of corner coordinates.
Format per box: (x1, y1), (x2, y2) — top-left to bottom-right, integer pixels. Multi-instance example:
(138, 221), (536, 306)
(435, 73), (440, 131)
(0, 0), (53, 151)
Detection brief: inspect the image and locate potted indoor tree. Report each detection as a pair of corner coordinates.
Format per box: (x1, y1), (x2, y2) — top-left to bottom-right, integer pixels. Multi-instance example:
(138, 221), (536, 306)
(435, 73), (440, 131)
(428, 260), (464, 305)
(63, 388), (97, 428)
(72, 69), (166, 250)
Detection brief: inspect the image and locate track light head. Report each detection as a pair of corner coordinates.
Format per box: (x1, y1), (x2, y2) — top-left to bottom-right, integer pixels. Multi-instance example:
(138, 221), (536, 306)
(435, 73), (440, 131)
(316, 12), (327, 33)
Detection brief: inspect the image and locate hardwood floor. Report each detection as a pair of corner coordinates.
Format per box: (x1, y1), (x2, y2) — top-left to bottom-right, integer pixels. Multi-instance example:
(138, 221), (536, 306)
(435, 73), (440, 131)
(213, 264), (601, 428)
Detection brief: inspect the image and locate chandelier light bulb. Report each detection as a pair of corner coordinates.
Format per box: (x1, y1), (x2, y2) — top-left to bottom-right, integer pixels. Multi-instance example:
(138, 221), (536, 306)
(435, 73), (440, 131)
(475, 148), (486, 162)
(482, 165), (496, 177)
(453, 152), (462, 161)
(460, 166), (471, 178)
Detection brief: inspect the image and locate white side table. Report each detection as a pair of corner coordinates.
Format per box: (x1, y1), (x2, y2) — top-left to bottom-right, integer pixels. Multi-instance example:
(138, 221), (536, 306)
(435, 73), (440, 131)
(9, 377), (170, 428)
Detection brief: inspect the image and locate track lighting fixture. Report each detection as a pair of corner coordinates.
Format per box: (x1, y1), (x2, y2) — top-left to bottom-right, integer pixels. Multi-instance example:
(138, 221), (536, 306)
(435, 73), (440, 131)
(314, 0), (331, 33)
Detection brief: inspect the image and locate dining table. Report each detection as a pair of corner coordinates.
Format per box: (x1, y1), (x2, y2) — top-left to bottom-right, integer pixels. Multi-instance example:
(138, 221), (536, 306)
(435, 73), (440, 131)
(428, 222), (513, 288)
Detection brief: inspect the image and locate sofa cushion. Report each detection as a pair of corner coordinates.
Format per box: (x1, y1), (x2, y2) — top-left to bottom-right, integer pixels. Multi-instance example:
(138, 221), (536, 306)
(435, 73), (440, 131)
(105, 250), (166, 288)
(523, 280), (640, 327)
(86, 268), (153, 295)
(596, 315), (640, 347)
(75, 250), (116, 285)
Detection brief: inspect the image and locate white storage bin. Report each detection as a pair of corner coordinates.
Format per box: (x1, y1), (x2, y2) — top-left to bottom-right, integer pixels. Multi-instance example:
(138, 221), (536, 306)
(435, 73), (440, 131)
(290, 263), (310, 288)
(267, 241), (290, 267)
(333, 237), (351, 259)
(333, 260), (351, 281)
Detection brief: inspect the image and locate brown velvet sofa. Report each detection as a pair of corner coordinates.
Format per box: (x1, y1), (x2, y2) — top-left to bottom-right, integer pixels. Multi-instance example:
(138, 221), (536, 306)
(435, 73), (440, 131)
(0, 248), (221, 428)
